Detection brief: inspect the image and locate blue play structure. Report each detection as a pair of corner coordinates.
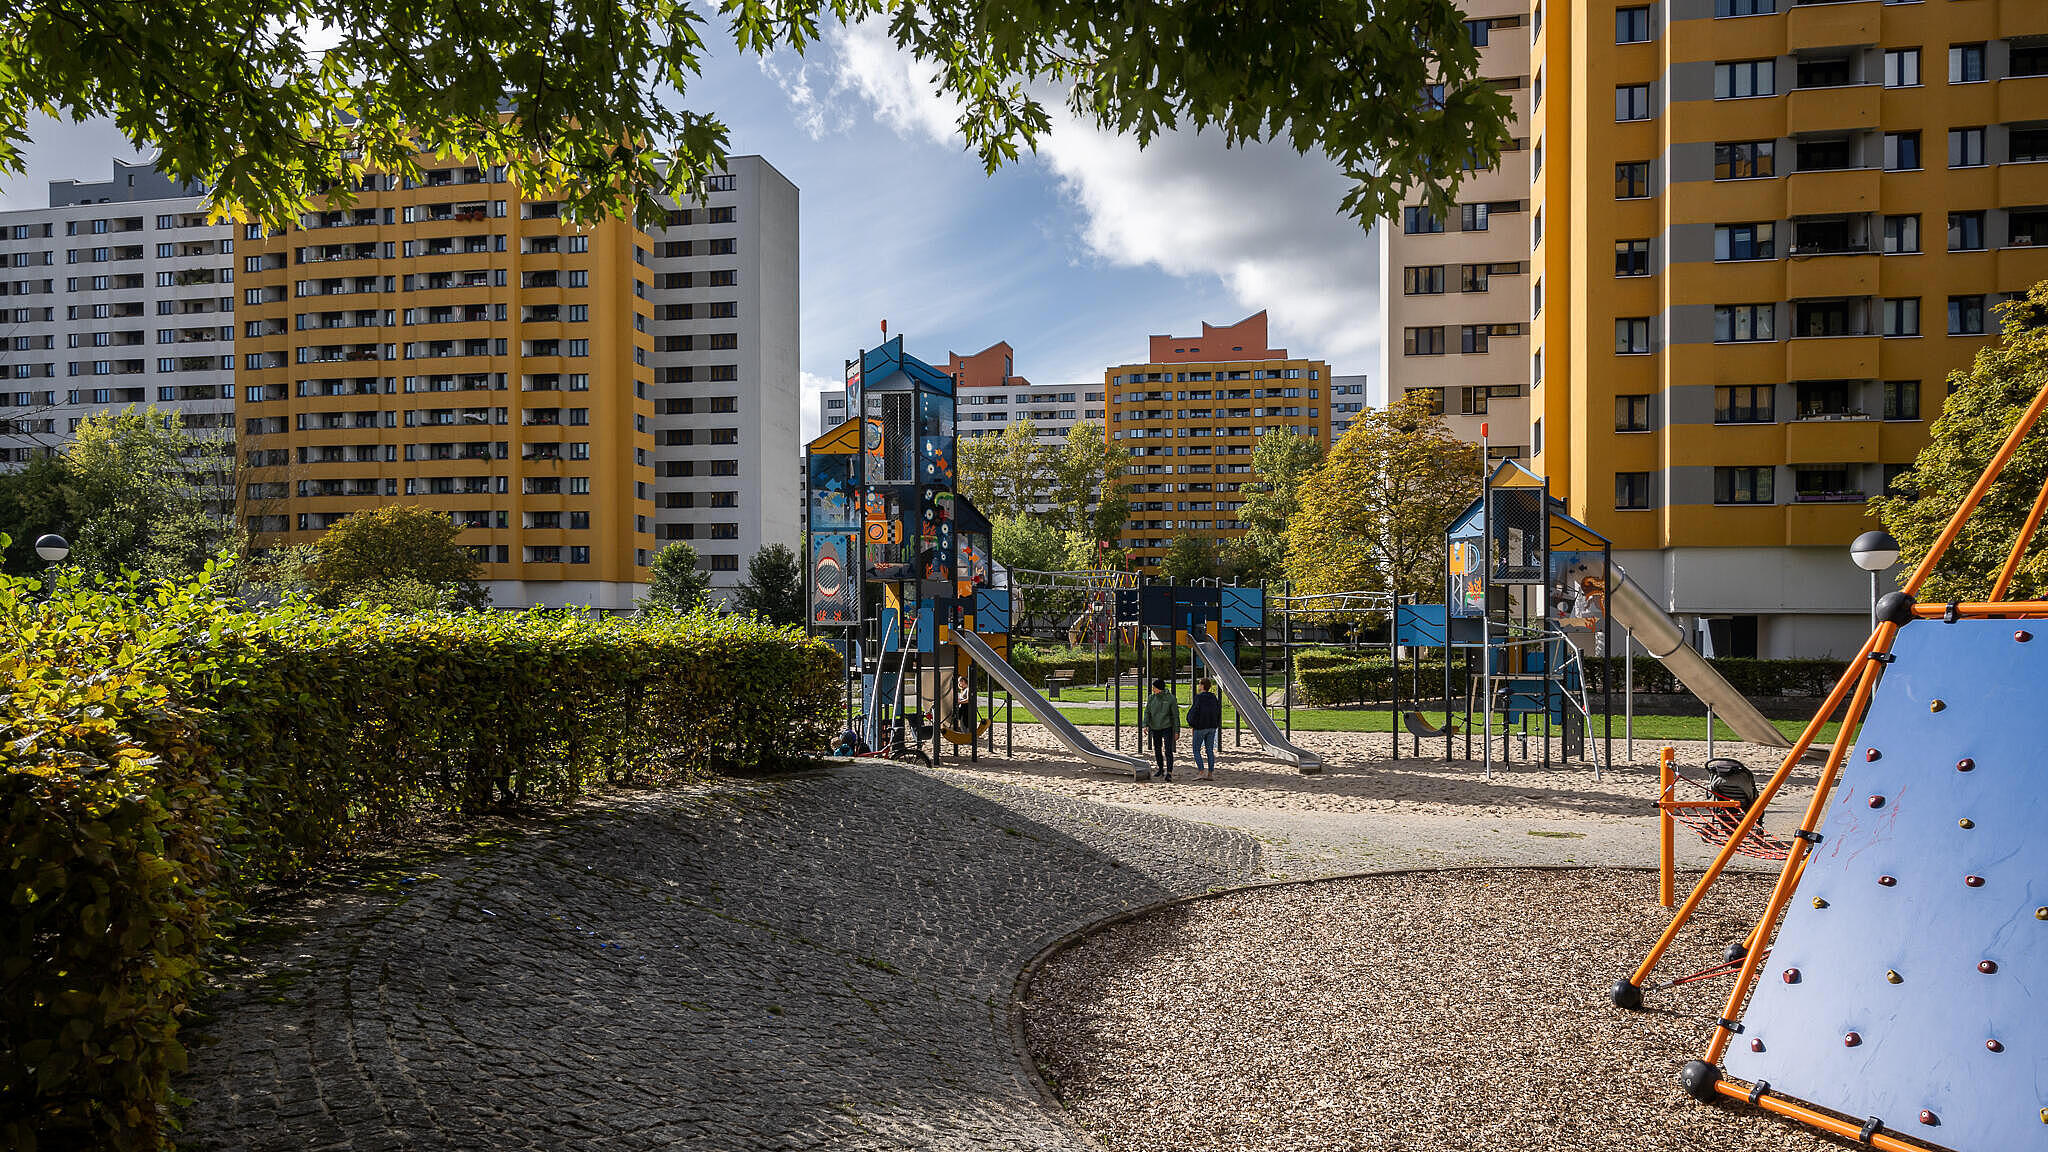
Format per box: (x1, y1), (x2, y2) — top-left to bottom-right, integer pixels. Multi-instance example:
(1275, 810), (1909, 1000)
(1720, 617), (2045, 1151)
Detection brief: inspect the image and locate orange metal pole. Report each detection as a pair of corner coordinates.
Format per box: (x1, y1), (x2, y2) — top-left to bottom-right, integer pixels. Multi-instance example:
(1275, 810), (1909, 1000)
(1704, 635), (1889, 1065)
(1659, 747), (1676, 909)
(1710, 1079), (1936, 1152)
(1622, 627), (1878, 992)
(1989, 471), (2048, 601)
(1909, 600), (2048, 617)
(1899, 376), (2048, 598)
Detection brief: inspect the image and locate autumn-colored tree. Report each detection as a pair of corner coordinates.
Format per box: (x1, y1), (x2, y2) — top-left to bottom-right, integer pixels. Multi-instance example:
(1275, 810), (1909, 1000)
(1871, 283), (2048, 600)
(1285, 390), (1482, 601)
(308, 505), (488, 609)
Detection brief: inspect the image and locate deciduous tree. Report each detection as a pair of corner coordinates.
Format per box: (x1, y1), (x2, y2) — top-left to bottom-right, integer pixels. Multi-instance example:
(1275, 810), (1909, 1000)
(958, 419), (1045, 514)
(1286, 390), (1482, 602)
(1235, 431), (1326, 581)
(4, 0), (1509, 229)
(308, 505), (488, 608)
(1158, 533), (1224, 584)
(1872, 283), (2048, 600)
(1045, 421), (1130, 543)
(734, 542), (804, 625)
(643, 541), (713, 611)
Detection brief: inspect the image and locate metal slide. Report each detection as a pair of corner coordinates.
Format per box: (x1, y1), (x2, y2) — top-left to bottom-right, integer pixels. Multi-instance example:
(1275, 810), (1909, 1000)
(1606, 571), (1791, 748)
(1191, 635), (1325, 773)
(950, 629), (1153, 778)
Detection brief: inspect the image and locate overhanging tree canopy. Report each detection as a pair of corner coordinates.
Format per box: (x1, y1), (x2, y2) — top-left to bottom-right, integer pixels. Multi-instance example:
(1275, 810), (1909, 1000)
(3, 0), (1510, 228)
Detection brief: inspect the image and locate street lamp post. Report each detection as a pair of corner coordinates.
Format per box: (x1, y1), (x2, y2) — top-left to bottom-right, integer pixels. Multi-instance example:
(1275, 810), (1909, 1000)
(1850, 530), (1900, 632)
(32, 533), (70, 598)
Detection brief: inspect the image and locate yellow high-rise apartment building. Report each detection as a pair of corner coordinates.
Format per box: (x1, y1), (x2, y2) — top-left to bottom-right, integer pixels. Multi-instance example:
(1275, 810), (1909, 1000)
(237, 159), (658, 609)
(1106, 312), (1333, 567)
(1390, 0), (2047, 656)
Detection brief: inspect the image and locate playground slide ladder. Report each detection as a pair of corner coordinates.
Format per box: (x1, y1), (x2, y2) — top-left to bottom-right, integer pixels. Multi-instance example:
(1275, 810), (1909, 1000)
(950, 629), (1153, 778)
(1607, 572), (1791, 748)
(1190, 634), (1325, 774)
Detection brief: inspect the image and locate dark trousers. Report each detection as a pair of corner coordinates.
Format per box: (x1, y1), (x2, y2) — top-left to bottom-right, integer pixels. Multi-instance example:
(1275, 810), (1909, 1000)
(1149, 728), (1176, 775)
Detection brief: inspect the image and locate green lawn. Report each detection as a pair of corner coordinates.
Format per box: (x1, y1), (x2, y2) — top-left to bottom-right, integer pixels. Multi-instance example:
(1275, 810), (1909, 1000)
(984, 691), (1843, 744)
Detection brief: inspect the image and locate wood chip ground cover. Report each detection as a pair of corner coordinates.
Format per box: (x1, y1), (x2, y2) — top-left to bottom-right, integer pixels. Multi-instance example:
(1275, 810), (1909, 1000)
(1023, 869), (1859, 1152)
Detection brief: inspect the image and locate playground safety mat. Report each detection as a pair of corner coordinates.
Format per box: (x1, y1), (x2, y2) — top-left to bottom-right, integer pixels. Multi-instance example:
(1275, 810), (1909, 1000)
(1721, 617), (2046, 1151)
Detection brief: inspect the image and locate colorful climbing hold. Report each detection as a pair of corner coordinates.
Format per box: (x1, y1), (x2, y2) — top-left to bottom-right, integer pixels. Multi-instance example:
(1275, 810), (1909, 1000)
(1813, 897), (1829, 909)
(1879, 875), (1897, 886)
(1920, 1111), (1938, 1126)
(1783, 968), (1801, 983)
(1929, 699), (1947, 713)
(1886, 970), (1903, 984)
(1966, 875), (1985, 887)
(1957, 758), (1975, 772)
(1960, 818), (1975, 829)
(2016, 630), (2033, 643)
(1750, 1039), (1764, 1053)
(1987, 1039), (2004, 1053)
(1869, 795), (1886, 808)
(1844, 1032), (1862, 1047)
(1979, 960), (1999, 974)
(1866, 748), (1882, 761)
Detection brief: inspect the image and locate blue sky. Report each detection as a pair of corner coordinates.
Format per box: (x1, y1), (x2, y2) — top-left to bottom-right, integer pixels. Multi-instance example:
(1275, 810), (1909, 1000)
(0, 25), (1382, 437)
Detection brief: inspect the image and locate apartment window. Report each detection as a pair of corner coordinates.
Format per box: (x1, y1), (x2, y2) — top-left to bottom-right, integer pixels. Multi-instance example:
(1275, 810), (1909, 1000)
(1461, 264), (1490, 293)
(1715, 385), (1774, 424)
(1615, 6), (1650, 43)
(1615, 317), (1651, 354)
(1950, 127), (1986, 168)
(1715, 60), (1774, 99)
(1949, 295), (1986, 334)
(1404, 327), (1447, 356)
(1460, 203), (1490, 232)
(1615, 162), (1650, 198)
(1949, 44), (1985, 84)
(1615, 239), (1651, 276)
(2014, 40), (2048, 78)
(1715, 304), (1775, 342)
(1883, 48), (1921, 88)
(1715, 467), (1775, 505)
(1466, 18), (1490, 46)
(1715, 222), (1775, 261)
(1403, 266), (1446, 294)
(1616, 85), (1652, 122)
(1615, 472), (1652, 509)
(1615, 395), (1651, 432)
(1949, 211), (1986, 251)
(1797, 136), (1851, 171)
(1402, 206), (1444, 234)
(1882, 297), (1921, 336)
(1882, 215), (1920, 253)
(2009, 126), (2048, 164)
(1884, 131), (1921, 171)
(2011, 208), (2048, 247)
(1883, 380), (1921, 421)
(1715, 0), (1774, 12)
(1715, 141), (1774, 179)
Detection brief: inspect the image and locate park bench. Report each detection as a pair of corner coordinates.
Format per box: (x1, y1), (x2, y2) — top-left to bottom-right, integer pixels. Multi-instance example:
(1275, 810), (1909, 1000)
(1045, 669), (1076, 698)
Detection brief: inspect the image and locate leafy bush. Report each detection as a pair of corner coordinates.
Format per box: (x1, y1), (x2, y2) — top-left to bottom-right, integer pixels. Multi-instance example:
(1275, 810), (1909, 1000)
(1584, 656), (1850, 698)
(1, 562), (838, 1151)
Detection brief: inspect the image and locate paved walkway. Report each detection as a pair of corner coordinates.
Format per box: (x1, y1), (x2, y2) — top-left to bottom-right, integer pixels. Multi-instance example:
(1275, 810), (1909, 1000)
(182, 766), (1260, 1151)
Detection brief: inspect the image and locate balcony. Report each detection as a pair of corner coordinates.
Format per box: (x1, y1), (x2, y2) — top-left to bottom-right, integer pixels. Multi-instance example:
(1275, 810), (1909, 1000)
(1998, 161), (2048, 209)
(1786, 0), (1877, 52)
(1786, 336), (1878, 379)
(1786, 166), (1878, 216)
(1786, 83), (1878, 132)
(1784, 500), (1875, 546)
(1785, 415), (1878, 462)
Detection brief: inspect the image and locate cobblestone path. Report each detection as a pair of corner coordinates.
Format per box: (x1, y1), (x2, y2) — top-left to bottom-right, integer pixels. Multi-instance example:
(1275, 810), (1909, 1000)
(181, 764), (1260, 1151)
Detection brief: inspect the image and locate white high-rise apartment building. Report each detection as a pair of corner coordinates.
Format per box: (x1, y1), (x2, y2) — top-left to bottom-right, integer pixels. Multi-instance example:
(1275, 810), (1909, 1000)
(646, 154), (801, 587)
(816, 339), (1106, 448)
(1377, 2), (1534, 458)
(0, 160), (236, 465)
(1329, 373), (1370, 438)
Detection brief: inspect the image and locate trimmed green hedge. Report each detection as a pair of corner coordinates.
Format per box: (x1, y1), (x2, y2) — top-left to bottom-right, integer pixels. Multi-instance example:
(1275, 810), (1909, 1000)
(1585, 656), (1850, 698)
(1, 564), (838, 1152)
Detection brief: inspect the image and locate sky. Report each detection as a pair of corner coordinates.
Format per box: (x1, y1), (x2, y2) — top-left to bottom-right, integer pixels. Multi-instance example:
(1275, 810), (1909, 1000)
(0, 22), (1383, 439)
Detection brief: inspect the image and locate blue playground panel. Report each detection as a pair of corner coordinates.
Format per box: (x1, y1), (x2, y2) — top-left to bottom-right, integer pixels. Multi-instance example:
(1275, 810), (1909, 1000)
(972, 588), (1010, 634)
(1221, 586), (1263, 631)
(1722, 618), (2047, 1152)
(1394, 604), (1447, 648)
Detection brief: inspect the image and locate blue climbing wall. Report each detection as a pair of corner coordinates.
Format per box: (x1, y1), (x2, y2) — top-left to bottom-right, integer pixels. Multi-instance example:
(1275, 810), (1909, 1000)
(1722, 617), (2048, 1152)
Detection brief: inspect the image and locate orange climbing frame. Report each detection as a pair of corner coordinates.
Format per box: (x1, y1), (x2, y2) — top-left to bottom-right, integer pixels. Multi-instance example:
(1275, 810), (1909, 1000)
(1612, 364), (2048, 1150)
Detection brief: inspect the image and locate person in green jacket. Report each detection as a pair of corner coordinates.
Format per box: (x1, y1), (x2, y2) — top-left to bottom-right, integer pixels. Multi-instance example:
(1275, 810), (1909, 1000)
(1142, 677), (1181, 781)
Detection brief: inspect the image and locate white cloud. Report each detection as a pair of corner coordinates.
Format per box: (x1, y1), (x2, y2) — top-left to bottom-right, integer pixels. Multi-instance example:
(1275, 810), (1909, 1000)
(756, 53), (848, 141)
(808, 21), (1381, 376)
(798, 369), (842, 441)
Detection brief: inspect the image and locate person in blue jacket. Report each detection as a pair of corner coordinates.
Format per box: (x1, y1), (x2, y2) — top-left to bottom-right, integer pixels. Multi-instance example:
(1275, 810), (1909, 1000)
(1187, 677), (1223, 780)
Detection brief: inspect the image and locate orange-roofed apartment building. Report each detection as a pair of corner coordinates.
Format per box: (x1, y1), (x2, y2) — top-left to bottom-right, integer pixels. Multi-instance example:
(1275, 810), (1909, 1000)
(1105, 312), (1333, 568)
